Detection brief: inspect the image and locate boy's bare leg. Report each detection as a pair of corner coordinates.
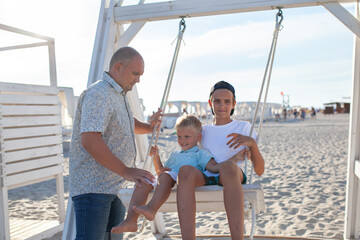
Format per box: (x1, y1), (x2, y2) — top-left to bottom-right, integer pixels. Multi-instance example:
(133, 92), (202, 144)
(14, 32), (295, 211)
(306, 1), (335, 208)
(111, 184), (153, 234)
(177, 166), (206, 240)
(133, 173), (175, 221)
(219, 161), (244, 240)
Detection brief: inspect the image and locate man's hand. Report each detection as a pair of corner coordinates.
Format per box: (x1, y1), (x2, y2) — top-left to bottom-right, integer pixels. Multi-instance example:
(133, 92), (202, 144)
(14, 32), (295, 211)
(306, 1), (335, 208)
(149, 108), (163, 131)
(122, 167), (155, 187)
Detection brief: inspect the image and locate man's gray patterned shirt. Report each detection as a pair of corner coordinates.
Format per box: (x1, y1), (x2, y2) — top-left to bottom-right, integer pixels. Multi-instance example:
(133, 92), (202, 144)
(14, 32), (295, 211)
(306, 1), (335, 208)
(69, 72), (136, 197)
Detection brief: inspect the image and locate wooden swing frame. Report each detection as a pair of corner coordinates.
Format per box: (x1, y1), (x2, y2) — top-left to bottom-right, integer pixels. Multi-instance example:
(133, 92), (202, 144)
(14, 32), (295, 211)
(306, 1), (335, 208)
(63, 0), (360, 239)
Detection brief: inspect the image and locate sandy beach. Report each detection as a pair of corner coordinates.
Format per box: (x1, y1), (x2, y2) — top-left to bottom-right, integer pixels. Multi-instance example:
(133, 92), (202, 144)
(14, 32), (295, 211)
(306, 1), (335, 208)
(8, 113), (349, 239)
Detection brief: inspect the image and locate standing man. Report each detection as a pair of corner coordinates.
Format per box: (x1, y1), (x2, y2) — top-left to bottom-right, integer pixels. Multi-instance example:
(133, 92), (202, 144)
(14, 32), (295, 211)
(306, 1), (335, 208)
(69, 47), (161, 240)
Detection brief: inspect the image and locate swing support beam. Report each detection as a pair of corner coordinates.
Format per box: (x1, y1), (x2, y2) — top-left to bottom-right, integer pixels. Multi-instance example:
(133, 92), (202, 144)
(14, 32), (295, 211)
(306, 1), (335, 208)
(63, 0), (360, 239)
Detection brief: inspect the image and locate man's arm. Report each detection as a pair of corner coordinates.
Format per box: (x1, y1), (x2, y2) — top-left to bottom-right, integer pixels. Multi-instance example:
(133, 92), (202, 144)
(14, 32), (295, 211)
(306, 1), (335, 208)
(81, 132), (155, 186)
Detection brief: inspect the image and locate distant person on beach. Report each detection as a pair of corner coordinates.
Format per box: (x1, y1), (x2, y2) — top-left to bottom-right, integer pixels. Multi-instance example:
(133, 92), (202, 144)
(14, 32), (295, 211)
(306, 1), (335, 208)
(69, 47), (162, 240)
(311, 107), (316, 119)
(283, 108), (287, 121)
(300, 108), (306, 120)
(111, 114), (247, 234)
(177, 81), (265, 240)
(293, 108), (298, 119)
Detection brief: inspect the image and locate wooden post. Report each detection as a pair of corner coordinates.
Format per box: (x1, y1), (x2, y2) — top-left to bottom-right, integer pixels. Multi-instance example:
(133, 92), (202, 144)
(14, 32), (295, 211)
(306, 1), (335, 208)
(0, 187), (10, 240)
(344, 2), (360, 239)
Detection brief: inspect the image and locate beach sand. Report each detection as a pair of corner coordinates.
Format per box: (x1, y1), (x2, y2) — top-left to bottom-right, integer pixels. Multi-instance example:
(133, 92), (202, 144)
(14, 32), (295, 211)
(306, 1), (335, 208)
(8, 113), (349, 239)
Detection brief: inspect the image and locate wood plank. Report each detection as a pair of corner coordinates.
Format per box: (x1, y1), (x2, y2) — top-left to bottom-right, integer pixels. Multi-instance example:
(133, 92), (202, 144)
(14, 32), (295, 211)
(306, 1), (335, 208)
(2, 126), (61, 139)
(3, 145), (63, 163)
(0, 82), (58, 94)
(1, 116), (61, 128)
(3, 155), (62, 175)
(323, 2), (360, 38)
(114, 0), (356, 24)
(9, 219), (62, 240)
(0, 94), (59, 105)
(4, 165), (62, 187)
(0, 105), (60, 116)
(3, 135), (62, 151)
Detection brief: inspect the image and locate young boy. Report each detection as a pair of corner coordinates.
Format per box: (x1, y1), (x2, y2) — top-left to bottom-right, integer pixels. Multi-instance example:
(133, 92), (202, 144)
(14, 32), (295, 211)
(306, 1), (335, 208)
(111, 114), (245, 234)
(176, 81), (265, 240)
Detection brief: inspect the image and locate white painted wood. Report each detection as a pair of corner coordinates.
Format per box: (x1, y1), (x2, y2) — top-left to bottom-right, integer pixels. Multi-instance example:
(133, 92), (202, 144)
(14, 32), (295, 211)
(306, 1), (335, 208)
(0, 42), (48, 52)
(2, 116), (61, 128)
(48, 41), (58, 87)
(355, 160), (360, 178)
(344, 2), (360, 238)
(3, 145), (63, 163)
(4, 156), (62, 175)
(62, 199), (76, 240)
(0, 24), (53, 41)
(0, 187), (10, 240)
(3, 165), (62, 188)
(0, 105), (60, 116)
(56, 174), (65, 223)
(323, 2), (360, 38)
(118, 21), (146, 47)
(114, 0), (356, 24)
(0, 82), (58, 95)
(118, 183), (265, 213)
(0, 94), (59, 105)
(88, 0), (109, 87)
(3, 135), (62, 151)
(2, 126), (61, 139)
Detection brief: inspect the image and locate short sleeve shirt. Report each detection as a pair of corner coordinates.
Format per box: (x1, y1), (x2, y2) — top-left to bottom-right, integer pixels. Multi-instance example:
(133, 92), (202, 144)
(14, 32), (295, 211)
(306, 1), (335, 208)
(69, 72), (137, 197)
(201, 120), (258, 177)
(164, 146), (213, 174)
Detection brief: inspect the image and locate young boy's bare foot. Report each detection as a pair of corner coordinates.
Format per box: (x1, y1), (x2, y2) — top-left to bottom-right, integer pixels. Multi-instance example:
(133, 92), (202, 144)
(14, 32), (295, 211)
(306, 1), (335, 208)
(111, 220), (137, 234)
(133, 205), (156, 221)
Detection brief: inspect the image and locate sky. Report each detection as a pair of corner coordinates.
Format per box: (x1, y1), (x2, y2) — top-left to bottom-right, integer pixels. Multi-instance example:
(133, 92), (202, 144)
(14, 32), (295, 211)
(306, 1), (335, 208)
(0, 0), (355, 116)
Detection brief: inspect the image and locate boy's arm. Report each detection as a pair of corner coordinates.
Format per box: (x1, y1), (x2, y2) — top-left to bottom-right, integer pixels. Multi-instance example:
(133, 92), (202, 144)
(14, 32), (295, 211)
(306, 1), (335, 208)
(150, 146), (170, 176)
(226, 133), (264, 176)
(248, 139), (265, 176)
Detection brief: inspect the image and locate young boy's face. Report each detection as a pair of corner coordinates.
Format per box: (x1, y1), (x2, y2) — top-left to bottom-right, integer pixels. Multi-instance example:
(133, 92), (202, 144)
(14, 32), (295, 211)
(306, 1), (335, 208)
(176, 127), (201, 151)
(209, 89), (236, 118)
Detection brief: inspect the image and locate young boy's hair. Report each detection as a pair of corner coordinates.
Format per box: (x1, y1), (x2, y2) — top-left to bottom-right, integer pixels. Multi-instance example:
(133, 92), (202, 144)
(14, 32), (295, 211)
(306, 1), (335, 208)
(175, 114), (202, 134)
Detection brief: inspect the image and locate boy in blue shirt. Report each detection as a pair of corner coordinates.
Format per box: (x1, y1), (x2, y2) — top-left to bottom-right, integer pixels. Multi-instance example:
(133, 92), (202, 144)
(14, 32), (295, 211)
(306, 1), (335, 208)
(112, 114), (246, 233)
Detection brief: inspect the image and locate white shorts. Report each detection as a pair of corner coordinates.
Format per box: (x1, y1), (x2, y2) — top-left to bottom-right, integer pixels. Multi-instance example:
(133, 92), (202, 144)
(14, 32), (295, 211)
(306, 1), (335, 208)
(146, 171), (178, 188)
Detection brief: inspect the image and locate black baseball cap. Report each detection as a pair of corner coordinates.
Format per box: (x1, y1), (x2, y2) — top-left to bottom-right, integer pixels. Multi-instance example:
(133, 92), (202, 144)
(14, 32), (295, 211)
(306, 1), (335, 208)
(209, 81), (236, 116)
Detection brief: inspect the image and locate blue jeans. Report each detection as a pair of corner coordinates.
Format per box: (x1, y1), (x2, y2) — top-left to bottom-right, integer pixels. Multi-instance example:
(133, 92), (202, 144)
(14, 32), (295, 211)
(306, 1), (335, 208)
(72, 193), (125, 240)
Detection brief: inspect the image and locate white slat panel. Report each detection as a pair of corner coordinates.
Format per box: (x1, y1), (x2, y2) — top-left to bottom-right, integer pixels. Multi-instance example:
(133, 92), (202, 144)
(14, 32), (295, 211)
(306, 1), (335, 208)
(2, 126), (61, 139)
(2, 116), (61, 127)
(3, 135), (62, 151)
(0, 94), (59, 105)
(4, 155), (62, 175)
(3, 165), (62, 187)
(3, 145), (63, 163)
(0, 82), (58, 94)
(0, 105), (60, 115)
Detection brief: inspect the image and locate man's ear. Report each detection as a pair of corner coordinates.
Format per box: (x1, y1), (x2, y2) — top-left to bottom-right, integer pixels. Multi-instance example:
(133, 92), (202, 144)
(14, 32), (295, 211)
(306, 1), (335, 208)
(208, 99), (212, 107)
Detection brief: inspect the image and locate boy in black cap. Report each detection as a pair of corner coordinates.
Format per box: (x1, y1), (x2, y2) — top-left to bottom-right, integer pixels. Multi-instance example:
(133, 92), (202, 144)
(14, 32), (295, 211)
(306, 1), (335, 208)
(177, 80), (265, 240)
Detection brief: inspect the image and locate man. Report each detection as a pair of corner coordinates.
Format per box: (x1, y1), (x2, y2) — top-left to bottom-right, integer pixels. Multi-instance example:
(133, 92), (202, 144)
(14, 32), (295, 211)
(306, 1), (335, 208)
(69, 47), (161, 239)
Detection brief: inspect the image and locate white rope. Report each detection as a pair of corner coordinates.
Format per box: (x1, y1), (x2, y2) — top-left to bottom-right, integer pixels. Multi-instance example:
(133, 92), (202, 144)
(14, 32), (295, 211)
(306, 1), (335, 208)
(138, 18), (186, 232)
(245, 8), (283, 184)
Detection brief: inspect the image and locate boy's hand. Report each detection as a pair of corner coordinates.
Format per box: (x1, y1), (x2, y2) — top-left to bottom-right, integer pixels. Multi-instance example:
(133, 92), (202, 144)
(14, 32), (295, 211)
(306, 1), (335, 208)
(149, 146), (159, 157)
(230, 149), (251, 162)
(156, 167), (171, 175)
(226, 133), (255, 149)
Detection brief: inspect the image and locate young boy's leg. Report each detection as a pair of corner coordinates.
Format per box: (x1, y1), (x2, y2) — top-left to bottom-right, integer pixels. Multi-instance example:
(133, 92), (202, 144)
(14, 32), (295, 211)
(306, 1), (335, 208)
(133, 173), (175, 221)
(111, 184), (153, 234)
(176, 165), (206, 240)
(219, 160), (245, 240)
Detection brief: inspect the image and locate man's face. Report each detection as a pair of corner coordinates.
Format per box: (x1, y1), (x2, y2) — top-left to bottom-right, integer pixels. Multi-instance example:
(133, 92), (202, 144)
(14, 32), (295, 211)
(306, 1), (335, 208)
(115, 55), (144, 92)
(209, 89), (236, 118)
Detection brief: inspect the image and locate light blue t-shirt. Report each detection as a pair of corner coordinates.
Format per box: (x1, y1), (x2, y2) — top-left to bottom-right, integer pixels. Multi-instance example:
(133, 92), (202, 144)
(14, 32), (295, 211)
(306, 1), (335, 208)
(164, 145), (213, 174)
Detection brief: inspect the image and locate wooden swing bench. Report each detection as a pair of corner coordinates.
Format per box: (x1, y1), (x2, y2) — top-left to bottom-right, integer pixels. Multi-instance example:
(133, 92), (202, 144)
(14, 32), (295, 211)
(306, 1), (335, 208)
(119, 183), (265, 214)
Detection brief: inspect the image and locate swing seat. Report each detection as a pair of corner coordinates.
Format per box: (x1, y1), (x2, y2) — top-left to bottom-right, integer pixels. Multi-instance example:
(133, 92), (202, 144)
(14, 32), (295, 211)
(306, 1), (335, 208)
(118, 183), (265, 214)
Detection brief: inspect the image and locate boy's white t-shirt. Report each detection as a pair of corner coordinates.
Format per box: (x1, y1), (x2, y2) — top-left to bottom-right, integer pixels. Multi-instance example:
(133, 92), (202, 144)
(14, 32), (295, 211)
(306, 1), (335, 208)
(201, 120), (258, 177)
